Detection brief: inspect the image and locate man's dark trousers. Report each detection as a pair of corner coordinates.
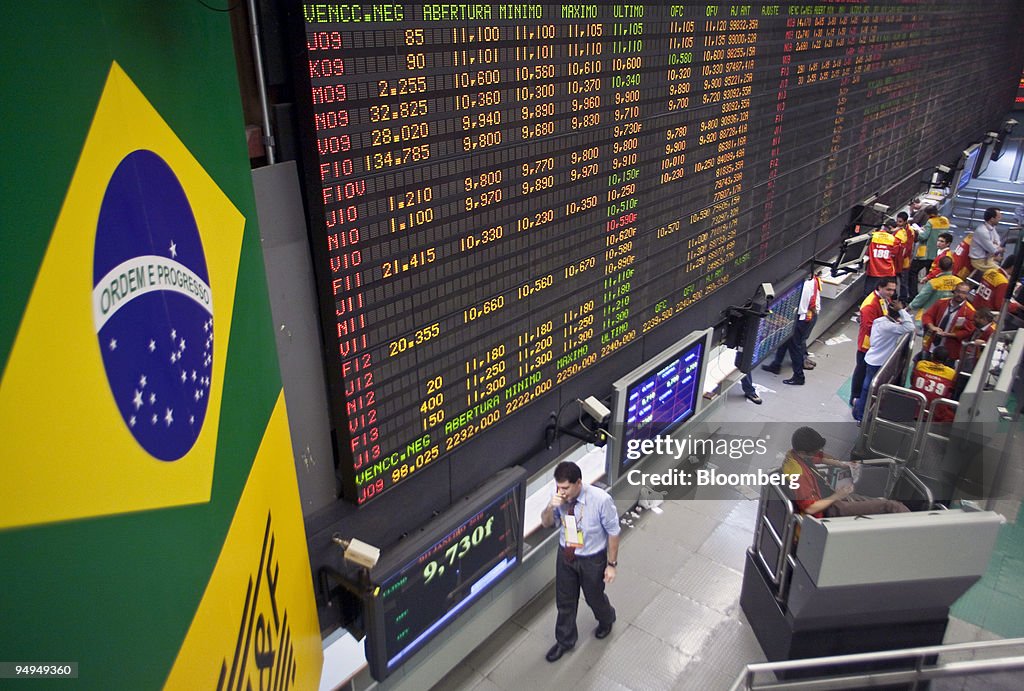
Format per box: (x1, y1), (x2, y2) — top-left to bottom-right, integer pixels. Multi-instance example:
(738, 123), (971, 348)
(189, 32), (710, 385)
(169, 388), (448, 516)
(555, 550), (615, 647)
(769, 316), (815, 378)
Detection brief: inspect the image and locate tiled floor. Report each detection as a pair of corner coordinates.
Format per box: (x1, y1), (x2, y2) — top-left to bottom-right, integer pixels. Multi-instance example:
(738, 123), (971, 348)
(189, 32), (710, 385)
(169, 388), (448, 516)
(430, 312), (1022, 690)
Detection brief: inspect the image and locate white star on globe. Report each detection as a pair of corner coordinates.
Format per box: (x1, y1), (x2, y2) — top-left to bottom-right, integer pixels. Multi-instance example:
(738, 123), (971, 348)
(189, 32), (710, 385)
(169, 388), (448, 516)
(164, 408), (174, 426)
(109, 338), (117, 351)
(133, 390), (143, 410)
(139, 374), (147, 388)
(169, 240), (177, 258)
(129, 415), (136, 427)
(149, 392), (156, 405)
(180, 370), (187, 383)
(148, 339), (156, 352)
(151, 414), (158, 425)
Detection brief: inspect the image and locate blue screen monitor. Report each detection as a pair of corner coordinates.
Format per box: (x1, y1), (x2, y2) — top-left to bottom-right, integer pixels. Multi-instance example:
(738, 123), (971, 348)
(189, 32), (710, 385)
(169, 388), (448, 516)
(745, 277), (806, 368)
(607, 329), (712, 480)
(956, 144), (981, 192)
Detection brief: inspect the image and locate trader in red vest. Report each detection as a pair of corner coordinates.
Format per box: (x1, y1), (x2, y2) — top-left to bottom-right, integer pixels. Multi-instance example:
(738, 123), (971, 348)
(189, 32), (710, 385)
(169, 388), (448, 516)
(949, 232), (974, 280)
(893, 212), (918, 301)
(921, 283), (976, 361)
(910, 345), (957, 423)
(970, 307), (997, 346)
(863, 223), (900, 297)
(973, 254), (1014, 312)
(921, 232), (954, 282)
(850, 277), (895, 408)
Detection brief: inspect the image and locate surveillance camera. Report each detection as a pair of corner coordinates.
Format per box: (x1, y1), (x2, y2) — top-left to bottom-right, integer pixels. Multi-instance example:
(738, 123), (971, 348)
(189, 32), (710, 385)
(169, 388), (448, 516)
(580, 396), (610, 423)
(333, 535), (381, 569)
(761, 282), (775, 301)
(935, 164), (951, 174)
(870, 202), (889, 213)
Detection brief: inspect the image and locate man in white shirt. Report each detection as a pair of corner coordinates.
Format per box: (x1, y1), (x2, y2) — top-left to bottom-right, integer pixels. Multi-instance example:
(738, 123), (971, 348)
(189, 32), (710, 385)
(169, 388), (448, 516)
(969, 207), (1003, 274)
(852, 300), (915, 422)
(761, 272), (822, 385)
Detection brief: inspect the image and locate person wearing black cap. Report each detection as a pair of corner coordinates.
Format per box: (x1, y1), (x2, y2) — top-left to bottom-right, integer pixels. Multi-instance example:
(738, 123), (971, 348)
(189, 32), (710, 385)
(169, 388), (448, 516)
(781, 427), (909, 518)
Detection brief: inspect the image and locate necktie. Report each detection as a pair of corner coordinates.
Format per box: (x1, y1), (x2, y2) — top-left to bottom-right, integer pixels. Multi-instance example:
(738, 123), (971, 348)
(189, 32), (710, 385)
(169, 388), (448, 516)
(939, 303), (957, 332)
(563, 501), (577, 562)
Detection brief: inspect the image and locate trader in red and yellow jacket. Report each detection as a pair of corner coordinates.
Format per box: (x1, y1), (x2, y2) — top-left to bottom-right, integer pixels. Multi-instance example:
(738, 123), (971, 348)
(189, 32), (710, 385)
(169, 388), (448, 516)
(950, 232), (974, 279)
(922, 232), (954, 282)
(910, 346), (957, 423)
(971, 307), (997, 345)
(850, 278), (895, 406)
(972, 255), (1014, 312)
(894, 212), (918, 301)
(864, 225), (900, 296)
(921, 283), (976, 361)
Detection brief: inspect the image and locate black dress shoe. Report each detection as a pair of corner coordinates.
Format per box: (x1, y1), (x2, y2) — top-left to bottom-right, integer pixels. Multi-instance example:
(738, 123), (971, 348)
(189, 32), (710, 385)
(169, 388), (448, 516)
(546, 643), (572, 662)
(761, 363), (781, 374)
(782, 377), (805, 385)
(595, 622), (613, 639)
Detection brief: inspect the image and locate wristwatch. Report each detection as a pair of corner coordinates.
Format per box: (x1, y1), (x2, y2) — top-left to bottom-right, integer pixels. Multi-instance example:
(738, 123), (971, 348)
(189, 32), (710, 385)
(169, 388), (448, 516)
(607, 560), (617, 567)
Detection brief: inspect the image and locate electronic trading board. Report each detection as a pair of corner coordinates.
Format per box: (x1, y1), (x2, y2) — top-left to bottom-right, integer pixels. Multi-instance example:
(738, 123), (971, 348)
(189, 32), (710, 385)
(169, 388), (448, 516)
(364, 467), (525, 679)
(291, 1), (1020, 505)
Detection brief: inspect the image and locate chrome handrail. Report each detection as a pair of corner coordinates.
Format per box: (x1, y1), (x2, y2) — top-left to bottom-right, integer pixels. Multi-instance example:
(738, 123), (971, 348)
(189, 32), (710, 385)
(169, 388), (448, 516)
(731, 637), (1024, 690)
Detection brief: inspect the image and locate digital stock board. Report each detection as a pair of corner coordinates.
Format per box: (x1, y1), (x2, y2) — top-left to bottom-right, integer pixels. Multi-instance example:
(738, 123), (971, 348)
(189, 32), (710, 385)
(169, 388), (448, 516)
(288, 1), (1021, 505)
(363, 467), (525, 679)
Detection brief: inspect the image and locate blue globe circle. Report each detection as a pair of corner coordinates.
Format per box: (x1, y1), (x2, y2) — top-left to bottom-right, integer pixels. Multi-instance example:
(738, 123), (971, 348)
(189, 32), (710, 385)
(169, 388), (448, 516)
(94, 150), (213, 461)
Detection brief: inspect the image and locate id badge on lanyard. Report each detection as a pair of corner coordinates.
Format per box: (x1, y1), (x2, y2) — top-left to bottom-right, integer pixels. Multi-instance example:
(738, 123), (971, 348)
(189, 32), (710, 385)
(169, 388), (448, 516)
(563, 513), (583, 547)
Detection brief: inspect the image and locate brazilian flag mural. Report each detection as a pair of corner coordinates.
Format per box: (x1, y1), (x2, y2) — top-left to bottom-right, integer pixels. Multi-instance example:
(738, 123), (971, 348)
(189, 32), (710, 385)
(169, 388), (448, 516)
(0, 3), (321, 689)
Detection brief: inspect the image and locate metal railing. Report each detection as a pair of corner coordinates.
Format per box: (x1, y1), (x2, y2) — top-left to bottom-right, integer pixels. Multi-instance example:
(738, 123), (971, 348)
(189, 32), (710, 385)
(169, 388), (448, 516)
(750, 481), (801, 601)
(856, 332), (915, 452)
(864, 384), (927, 465)
(730, 637), (1024, 690)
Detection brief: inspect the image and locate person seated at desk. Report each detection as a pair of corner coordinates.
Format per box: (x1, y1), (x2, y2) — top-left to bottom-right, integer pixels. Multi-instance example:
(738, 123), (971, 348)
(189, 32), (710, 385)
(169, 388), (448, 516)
(782, 427), (910, 518)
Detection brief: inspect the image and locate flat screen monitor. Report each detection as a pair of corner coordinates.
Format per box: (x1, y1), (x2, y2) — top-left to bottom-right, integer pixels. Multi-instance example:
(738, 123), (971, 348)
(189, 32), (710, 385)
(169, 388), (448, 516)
(607, 329), (712, 481)
(956, 144), (981, 192)
(364, 467), (526, 680)
(743, 276), (807, 369)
